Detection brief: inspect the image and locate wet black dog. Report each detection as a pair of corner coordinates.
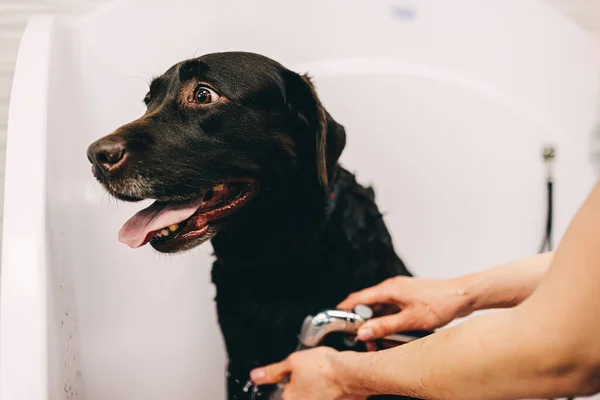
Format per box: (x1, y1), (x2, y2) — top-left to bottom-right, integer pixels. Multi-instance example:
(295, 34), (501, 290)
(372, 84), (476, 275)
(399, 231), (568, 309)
(87, 52), (426, 399)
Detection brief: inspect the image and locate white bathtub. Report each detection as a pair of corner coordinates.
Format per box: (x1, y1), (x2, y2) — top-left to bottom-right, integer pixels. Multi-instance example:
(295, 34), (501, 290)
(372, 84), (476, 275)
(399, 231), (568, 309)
(1, 1), (599, 399)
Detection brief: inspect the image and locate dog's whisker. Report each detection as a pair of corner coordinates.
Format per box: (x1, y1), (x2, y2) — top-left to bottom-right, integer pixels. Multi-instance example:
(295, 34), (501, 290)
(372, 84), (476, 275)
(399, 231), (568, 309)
(127, 73), (153, 87)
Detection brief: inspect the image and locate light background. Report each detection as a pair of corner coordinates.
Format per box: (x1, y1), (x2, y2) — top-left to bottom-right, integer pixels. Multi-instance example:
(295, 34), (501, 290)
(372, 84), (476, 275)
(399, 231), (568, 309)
(0, 0), (599, 246)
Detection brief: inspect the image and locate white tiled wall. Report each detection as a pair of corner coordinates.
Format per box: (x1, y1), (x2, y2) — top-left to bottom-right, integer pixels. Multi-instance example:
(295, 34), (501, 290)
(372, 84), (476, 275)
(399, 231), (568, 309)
(0, 0), (599, 249)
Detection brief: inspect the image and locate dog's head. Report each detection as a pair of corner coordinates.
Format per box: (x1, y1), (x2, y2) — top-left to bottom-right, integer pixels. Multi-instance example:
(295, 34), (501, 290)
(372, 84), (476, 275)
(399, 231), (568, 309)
(87, 52), (346, 253)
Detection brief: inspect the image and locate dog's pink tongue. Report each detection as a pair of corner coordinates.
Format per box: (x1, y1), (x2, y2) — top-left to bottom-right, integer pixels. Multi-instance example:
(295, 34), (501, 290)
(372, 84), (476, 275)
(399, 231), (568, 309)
(118, 199), (203, 248)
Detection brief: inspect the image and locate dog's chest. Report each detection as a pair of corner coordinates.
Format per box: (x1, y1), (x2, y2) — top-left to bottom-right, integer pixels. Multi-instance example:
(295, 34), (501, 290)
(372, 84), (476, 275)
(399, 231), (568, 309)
(209, 170), (412, 399)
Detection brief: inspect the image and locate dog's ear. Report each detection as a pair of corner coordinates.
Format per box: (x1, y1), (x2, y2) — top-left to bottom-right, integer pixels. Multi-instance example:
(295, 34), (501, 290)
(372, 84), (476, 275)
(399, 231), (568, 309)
(283, 71), (346, 188)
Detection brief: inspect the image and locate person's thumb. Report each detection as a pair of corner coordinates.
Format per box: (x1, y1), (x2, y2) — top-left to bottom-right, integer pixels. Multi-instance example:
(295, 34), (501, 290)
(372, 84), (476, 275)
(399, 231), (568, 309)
(357, 311), (417, 341)
(250, 360), (290, 386)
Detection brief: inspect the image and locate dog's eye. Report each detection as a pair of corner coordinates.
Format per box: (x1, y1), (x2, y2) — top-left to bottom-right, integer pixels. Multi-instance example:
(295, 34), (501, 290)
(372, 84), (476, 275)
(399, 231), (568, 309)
(143, 93), (151, 105)
(192, 86), (220, 105)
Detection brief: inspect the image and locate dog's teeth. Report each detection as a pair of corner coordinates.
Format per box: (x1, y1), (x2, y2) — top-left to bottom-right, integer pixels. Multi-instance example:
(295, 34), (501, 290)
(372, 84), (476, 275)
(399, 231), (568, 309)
(155, 232), (163, 238)
(213, 184), (225, 192)
(161, 229), (169, 236)
(168, 224), (179, 232)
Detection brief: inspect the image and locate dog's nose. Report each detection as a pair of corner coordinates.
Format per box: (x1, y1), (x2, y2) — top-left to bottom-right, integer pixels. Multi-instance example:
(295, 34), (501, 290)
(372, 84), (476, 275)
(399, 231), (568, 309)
(87, 137), (128, 174)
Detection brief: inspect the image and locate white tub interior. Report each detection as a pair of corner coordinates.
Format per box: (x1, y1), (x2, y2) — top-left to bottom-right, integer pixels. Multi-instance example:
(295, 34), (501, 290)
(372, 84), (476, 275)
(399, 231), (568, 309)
(2, 0), (599, 399)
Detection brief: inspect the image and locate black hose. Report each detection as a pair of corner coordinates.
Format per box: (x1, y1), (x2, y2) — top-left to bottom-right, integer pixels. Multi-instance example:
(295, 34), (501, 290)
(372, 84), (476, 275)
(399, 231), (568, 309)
(538, 179), (553, 253)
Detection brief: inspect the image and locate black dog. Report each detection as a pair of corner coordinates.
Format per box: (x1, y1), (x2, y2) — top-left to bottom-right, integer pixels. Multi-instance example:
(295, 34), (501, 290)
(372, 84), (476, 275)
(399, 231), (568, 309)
(87, 52), (427, 399)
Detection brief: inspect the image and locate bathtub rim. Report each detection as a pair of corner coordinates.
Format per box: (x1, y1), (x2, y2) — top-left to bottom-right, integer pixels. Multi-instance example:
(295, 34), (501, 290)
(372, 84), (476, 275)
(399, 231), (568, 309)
(0, 15), (55, 400)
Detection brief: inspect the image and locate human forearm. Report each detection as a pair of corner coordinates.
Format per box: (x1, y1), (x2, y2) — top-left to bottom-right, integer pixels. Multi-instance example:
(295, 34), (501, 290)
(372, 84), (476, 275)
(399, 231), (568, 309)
(455, 251), (553, 315)
(337, 252), (554, 341)
(337, 307), (588, 399)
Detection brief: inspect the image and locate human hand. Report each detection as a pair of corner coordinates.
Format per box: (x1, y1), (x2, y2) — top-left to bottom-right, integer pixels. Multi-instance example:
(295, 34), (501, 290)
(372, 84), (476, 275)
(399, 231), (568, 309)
(250, 347), (366, 400)
(338, 276), (471, 341)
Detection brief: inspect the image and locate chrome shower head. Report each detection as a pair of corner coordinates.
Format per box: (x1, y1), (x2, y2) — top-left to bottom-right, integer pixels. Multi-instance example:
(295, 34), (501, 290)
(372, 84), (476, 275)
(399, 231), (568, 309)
(296, 305), (421, 349)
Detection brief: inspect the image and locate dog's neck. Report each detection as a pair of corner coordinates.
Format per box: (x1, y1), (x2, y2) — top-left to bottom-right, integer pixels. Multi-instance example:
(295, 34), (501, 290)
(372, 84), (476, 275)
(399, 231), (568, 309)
(210, 167), (344, 267)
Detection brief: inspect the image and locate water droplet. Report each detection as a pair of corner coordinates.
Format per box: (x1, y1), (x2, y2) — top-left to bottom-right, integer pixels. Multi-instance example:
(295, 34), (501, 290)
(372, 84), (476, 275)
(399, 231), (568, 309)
(243, 381), (260, 400)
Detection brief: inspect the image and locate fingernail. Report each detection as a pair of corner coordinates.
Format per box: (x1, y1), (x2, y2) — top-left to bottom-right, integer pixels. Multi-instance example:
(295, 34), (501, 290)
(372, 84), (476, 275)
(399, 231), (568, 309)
(250, 368), (265, 381)
(358, 327), (374, 341)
